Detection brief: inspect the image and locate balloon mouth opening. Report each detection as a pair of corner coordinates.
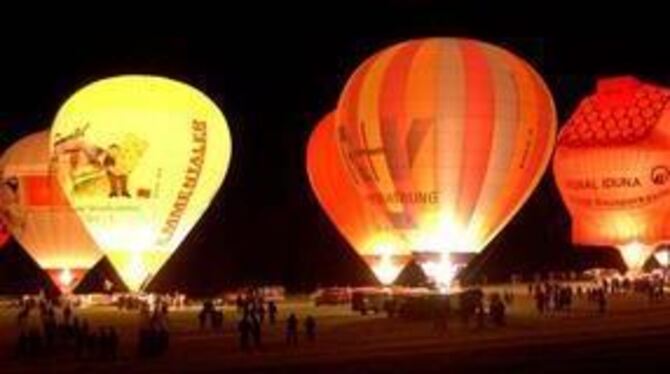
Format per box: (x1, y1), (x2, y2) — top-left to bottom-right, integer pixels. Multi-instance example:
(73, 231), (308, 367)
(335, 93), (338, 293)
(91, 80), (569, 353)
(365, 253), (408, 286)
(655, 248), (670, 268)
(618, 241), (654, 273)
(45, 268), (87, 294)
(415, 252), (474, 290)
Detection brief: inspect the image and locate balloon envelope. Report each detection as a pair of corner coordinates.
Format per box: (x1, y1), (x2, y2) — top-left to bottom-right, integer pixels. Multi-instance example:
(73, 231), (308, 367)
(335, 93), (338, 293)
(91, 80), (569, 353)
(307, 112), (411, 284)
(335, 38), (556, 284)
(0, 131), (102, 292)
(50, 76), (232, 291)
(554, 77), (670, 270)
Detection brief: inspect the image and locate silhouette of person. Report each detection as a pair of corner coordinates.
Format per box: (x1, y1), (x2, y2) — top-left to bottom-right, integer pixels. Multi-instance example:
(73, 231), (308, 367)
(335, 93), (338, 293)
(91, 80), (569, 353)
(251, 315), (262, 349)
(304, 315), (316, 342)
(238, 316), (251, 351)
(198, 307), (208, 330)
(86, 330), (98, 360)
(286, 313), (298, 346)
(109, 327), (118, 360)
(268, 301), (278, 325)
(257, 303), (266, 324)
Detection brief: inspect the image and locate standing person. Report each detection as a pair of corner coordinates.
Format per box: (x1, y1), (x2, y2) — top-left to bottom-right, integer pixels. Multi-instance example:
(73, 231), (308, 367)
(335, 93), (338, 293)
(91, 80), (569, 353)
(476, 302), (486, 329)
(109, 327), (119, 360)
(251, 315), (262, 349)
(598, 289), (607, 315)
(268, 301), (278, 325)
(304, 315), (316, 342)
(238, 316), (251, 351)
(198, 306), (207, 330)
(236, 294), (245, 315)
(86, 330), (98, 360)
(258, 302), (266, 324)
(491, 297), (506, 326)
(286, 313), (298, 346)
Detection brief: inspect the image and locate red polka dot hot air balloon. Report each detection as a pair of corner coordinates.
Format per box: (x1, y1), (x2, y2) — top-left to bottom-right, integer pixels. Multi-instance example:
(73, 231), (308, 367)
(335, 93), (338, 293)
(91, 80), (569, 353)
(335, 38), (557, 285)
(307, 112), (411, 285)
(554, 76), (670, 272)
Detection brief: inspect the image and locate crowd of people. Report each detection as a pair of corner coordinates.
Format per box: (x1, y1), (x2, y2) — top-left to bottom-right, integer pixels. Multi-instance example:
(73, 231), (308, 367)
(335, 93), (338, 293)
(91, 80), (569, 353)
(14, 296), (119, 360)
(193, 288), (318, 352)
(8, 276), (668, 364)
(528, 275), (668, 317)
(137, 295), (171, 357)
(231, 289), (316, 350)
(455, 289), (507, 330)
(531, 283), (577, 314)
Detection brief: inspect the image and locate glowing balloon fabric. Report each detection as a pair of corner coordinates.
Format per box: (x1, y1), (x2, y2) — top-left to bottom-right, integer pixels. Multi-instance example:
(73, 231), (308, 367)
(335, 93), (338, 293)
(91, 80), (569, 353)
(335, 38), (556, 272)
(0, 131), (101, 292)
(554, 76), (670, 270)
(50, 76), (232, 291)
(307, 112), (411, 284)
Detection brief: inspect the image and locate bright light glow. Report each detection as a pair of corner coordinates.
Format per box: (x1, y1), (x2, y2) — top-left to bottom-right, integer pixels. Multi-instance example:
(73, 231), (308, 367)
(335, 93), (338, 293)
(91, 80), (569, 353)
(420, 255), (459, 290)
(370, 241), (402, 285)
(618, 240), (653, 272)
(59, 268), (74, 288)
(654, 248), (670, 267)
(123, 252), (150, 292)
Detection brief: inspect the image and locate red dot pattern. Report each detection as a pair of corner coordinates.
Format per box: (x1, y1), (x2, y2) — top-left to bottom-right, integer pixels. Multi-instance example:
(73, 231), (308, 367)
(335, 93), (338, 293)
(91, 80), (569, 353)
(558, 84), (670, 147)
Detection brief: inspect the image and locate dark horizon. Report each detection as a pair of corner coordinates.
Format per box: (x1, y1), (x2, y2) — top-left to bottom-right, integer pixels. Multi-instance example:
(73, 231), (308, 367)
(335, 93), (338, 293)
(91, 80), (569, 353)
(2, 8), (669, 294)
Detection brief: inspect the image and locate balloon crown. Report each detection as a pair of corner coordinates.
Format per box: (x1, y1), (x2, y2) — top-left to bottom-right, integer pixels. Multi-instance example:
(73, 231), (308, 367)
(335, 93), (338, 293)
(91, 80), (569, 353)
(558, 76), (670, 147)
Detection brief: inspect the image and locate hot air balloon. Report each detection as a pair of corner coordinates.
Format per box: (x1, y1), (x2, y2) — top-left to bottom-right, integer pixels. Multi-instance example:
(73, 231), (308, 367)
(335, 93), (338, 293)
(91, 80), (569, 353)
(0, 131), (102, 292)
(307, 112), (411, 284)
(554, 76), (670, 272)
(335, 38), (557, 286)
(49, 75), (232, 292)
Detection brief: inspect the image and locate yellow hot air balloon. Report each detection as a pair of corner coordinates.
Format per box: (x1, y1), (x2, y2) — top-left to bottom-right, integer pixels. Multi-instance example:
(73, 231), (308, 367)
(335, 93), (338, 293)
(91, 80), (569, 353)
(335, 38), (557, 286)
(0, 131), (102, 292)
(307, 112), (411, 285)
(50, 76), (232, 291)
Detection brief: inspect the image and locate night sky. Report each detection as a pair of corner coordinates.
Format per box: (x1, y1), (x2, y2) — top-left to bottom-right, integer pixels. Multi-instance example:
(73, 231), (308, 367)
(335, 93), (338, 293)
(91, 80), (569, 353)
(1, 5), (669, 295)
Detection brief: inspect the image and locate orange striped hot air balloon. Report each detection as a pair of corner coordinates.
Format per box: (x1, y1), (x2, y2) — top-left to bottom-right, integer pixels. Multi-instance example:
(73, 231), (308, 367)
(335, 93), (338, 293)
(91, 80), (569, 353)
(307, 112), (411, 284)
(335, 38), (557, 285)
(0, 131), (102, 292)
(554, 76), (670, 271)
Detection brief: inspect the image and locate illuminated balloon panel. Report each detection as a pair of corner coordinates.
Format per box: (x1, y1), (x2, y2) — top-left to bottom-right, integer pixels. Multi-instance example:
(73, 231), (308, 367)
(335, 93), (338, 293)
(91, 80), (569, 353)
(307, 112), (411, 284)
(554, 77), (670, 271)
(50, 76), (232, 291)
(335, 38), (556, 283)
(0, 131), (102, 292)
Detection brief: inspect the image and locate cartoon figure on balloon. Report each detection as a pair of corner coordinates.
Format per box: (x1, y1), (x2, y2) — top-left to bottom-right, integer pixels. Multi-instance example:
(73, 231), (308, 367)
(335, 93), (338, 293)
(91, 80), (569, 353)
(52, 124), (148, 199)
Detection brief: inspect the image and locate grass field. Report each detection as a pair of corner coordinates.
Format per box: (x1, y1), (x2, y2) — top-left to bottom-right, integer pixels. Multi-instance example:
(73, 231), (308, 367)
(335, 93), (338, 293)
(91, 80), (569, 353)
(2, 286), (670, 372)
